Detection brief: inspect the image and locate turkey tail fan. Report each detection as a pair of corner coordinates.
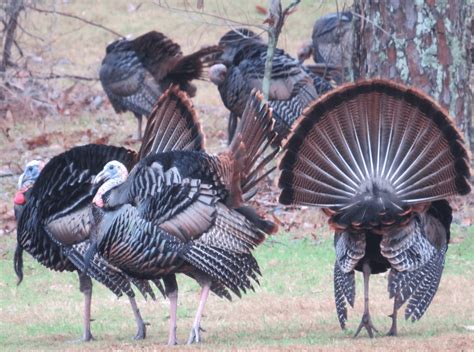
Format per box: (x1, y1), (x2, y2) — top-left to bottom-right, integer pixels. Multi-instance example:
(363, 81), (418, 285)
(167, 45), (223, 83)
(131, 31), (183, 79)
(139, 85), (205, 159)
(14, 243), (24, 285)
(279, 79), (471, 228)
(228, 89), (281, 201)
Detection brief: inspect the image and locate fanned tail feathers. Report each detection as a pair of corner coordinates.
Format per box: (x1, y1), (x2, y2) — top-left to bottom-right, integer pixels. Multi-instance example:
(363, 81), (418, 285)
(167, 45), (223, 82)
(139, 85), (205, 159)
(279, 79), (471, 230)
(228, 90), (281, 201)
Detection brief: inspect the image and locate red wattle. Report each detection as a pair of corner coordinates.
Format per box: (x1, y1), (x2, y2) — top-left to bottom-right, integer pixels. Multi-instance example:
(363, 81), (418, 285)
(14, 191), (26, 205)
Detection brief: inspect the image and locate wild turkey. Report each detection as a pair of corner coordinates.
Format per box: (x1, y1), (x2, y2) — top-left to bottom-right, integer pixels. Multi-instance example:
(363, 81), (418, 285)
(14, 146), (161, 341)
(278, 79), (471, 337)
(85, 87), (279, 345)
(209, 28), (332, 144)
(100, 30), (220, 139)
(297, 11), (353, 83)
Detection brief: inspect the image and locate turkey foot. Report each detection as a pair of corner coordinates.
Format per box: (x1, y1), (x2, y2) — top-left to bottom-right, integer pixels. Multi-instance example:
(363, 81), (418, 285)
(187, 283), (210, 344)
(354, 312), (379, 338)
(187, 326), (205, 344)
(353, 261), (378, 338)
(386, 309), (398, 337)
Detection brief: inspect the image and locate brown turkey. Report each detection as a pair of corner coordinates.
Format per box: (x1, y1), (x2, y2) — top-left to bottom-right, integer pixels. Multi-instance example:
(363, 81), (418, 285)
(13, 148), (159, 342)
(100, 31), (220, 139)
(209, 28), (333, 144)
(278, 79), (471, 337)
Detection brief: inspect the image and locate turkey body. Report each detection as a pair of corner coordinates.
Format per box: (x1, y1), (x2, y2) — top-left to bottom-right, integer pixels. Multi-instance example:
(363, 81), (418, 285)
(100, 31), (219, 139)
(14, 144), (156, 341)
(210, 29), (332, 143)
(88, 89), (279, 345)
(298, 11), (353, 83)
(279, 79), (471, 337)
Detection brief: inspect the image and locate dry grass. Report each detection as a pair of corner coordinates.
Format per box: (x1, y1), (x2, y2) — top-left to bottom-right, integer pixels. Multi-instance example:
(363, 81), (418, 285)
(1, 1), (473, 351)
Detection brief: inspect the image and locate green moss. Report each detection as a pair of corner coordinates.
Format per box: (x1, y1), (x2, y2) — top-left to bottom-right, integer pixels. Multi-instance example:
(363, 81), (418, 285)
(394, 38), (410, 82)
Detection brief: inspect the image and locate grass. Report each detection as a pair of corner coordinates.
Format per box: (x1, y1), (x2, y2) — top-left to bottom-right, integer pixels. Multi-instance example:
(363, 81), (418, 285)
(1, 228), (473, 351)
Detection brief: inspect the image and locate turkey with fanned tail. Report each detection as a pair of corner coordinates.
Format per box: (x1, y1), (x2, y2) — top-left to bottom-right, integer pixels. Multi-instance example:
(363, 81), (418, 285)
(13, 146), (159, 342)
(278, 79), (471, 337)
(209, 28), (333, 144)
(100, 30), (221, 139)
(85, 87), (280, 345)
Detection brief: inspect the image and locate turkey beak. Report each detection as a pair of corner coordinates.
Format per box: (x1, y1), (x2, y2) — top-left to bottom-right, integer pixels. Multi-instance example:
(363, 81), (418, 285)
(82, 241), (98, 276)
(18, 166), (41, 189)
(93, 169), (110, 185)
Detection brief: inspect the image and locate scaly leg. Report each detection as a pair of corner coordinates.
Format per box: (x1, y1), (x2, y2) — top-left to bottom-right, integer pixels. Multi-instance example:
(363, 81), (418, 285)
(164, 275), (179, 346)
(79, 274), (94, 342)
(354, 262), (379, 338)
(187, 282), (211, 344)
(128, 296), (146, 340)
(387, 298), (398, 336)
(134, 113), (143, 140)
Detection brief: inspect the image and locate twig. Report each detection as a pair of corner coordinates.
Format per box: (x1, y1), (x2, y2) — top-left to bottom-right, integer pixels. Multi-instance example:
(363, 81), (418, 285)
(154, 0), (263, 30)
(0, 173), (15, 179)
(17, 21), (45, 41)
(12, 39), (23, 57)
(262, 0), (301, 100)
(34, 73), (98, 81)
(26, 5), (124, 38)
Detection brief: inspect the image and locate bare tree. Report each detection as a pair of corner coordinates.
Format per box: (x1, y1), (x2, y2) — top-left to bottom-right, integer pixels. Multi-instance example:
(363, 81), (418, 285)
(352, 1), (472, 152)
(1, 0), (24, 72)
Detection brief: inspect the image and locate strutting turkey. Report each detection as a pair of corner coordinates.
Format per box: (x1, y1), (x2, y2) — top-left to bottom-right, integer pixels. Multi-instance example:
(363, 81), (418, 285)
(278, 79), (471, 337)
(297, 11), (353, 84)
(99, 30), (220, 139)
(85, 86), (279, 345)
(13, 146), (162, 342)
(209, 28), (333, 144)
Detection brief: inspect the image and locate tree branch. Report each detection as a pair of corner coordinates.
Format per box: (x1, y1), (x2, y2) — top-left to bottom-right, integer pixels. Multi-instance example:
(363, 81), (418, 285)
(154, 0), (265, 31)
(33, 73), (98, 81)
(262, 0), (301, 100)
(26, 5), (124, 38)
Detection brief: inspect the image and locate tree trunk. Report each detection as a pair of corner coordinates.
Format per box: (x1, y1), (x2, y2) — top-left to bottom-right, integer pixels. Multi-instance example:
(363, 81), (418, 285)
(1, 0), (24, 72)
(352, 0), (472, 152)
